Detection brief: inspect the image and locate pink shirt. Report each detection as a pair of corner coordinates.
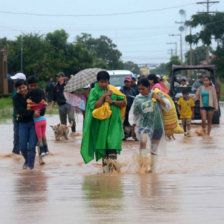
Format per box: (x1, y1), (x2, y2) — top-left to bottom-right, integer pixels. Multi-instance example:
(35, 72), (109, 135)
(151, 82), (169, 94)
(151, 83), (162, 91)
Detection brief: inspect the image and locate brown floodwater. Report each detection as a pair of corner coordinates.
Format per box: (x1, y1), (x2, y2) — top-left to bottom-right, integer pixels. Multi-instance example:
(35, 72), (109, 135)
(1, 110), (224, 224)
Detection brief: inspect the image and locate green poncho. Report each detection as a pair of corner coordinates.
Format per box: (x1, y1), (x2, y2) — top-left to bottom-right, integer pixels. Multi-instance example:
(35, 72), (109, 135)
(81, 83), (124, 164)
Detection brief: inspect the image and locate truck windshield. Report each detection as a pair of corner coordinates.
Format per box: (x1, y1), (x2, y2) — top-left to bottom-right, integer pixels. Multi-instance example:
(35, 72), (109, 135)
(109, 75), (128, 87)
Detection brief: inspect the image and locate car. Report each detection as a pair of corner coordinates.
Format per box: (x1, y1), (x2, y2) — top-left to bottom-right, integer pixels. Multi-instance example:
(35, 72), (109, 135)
(108, 70), (134, 89)
(170, 64), (220, 124)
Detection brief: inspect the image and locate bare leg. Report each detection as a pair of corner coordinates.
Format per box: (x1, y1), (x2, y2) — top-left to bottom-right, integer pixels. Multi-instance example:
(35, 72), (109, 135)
(140, 134), (147, 149)
(187, 123), (191, 136)
(187, 124), (191, 131)
(200, 110), (207, 134)
(140, 134), (147, 155)
(207, 111), (214, 136)
(183, 124), (187, 133)
(38, 138), (45, 165)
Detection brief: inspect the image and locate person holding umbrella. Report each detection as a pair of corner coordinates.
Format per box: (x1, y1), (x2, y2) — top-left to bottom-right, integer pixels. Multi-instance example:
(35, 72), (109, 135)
(81, 71), (126, 173)
(49, 72), (76, 133)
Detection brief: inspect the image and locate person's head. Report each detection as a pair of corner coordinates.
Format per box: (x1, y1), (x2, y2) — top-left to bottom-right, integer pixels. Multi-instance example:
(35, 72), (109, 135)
(156, 74), (161, 82)
(180, 79), (186, 86)
(199, 75), (204, 83)
(124, 76), (132, 88)
(30, 88), (44, 103)
(56, 72), (65, 84)
(131, 74), (137, 86)
(49, 77), (54, 82)
(147, 74), (159, 86)
(15, 79), (27, 96)
(162, 76), (167, 81)
(182, 88), (190, 99)
(97, 71), (110, 90)
(137, 78), (150, 96)
(203, 75), (211, 87)
(10, 73), (26, 83)
(27, 75), (38, 91)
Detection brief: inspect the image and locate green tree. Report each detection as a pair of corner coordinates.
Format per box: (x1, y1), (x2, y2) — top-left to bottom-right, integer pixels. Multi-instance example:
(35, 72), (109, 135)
(185, 12), (224, 46)
(185, 12), (224, 77)
(166, 56), (181, 75)
(3, 30), (93, 81)
(76, 33), (123, 69)
(123, 61), (141, 74)
(185, 45), (212, 65)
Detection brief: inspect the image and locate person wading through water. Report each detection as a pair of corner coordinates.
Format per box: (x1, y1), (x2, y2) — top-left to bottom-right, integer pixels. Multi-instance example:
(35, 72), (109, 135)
(80, 71), (126, 173)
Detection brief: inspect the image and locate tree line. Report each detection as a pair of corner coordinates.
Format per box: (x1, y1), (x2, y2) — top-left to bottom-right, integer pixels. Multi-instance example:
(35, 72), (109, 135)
(0, 30), (141, 81)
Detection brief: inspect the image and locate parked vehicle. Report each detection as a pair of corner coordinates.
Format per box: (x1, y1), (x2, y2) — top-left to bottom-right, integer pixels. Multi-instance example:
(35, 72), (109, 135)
(170, 64), (220, 124)
(108, 70), (134, 89)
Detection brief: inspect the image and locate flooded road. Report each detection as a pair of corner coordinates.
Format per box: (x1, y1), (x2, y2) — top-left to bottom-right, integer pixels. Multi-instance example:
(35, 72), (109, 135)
(1, 110), (224, 224)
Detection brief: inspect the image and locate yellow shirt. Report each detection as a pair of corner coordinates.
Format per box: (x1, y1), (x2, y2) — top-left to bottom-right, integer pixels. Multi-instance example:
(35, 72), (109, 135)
(177, 97), (195, 118)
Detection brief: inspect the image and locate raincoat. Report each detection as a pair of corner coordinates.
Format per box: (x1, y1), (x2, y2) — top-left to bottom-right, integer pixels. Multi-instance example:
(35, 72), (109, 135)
(131, 92), (171, 154)
(81, 83), (125, 164)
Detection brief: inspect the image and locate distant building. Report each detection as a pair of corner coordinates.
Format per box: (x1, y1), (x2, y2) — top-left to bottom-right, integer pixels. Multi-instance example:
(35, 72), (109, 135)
(140, 66), (150, 76)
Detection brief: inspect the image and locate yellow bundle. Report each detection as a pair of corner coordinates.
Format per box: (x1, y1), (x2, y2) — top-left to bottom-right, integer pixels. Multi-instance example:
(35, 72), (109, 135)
(92, 85), (126, 120)
(152, 88), (184, 135)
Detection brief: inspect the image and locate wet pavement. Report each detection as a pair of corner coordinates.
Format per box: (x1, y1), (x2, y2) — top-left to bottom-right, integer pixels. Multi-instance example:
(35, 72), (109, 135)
(1, 110), (224, 224)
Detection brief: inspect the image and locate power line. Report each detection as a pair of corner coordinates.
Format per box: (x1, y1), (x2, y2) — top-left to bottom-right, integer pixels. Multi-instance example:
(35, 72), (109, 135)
(0, 3), (196, 17)
(197, 0), (220, 14)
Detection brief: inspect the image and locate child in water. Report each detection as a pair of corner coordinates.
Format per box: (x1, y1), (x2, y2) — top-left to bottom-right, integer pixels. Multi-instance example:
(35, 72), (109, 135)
(27, 88), (49, 163)
(177, 89), (195, 136)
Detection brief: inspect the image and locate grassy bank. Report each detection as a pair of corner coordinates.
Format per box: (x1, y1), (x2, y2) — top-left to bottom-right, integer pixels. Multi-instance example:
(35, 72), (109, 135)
(220, 82), (224, 101)
(0, 96), (58, 122)
(0, 97), (13, 122)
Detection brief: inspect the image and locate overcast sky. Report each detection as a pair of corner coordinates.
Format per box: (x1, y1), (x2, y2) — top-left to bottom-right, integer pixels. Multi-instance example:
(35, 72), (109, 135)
(0, 0), (223, 65)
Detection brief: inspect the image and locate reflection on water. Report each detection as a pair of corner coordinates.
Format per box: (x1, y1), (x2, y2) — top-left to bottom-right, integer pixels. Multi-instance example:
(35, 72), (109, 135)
(0, 113), (224, 223)
(15, 171), (47, 204)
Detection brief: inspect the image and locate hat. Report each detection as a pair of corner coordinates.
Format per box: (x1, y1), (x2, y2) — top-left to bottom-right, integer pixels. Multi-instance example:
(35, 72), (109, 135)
(125, 76), (132, 82)
(10, 73), (26, 80)
(56, 72), (65, 77)
(131, 74), (136, 80)
(156, 74), (161, 79)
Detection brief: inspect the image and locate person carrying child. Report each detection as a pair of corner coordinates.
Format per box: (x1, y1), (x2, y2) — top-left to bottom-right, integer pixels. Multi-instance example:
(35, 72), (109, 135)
(27, 88), (49, 164)
(177, 89), (195, 137)
(81, 71), (126, 173)
(131, 78), (172, 173)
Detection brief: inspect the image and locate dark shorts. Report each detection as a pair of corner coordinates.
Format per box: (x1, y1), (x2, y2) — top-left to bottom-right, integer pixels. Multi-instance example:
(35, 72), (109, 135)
(152, 129), (163, 140)
(200, 107), (214, 112)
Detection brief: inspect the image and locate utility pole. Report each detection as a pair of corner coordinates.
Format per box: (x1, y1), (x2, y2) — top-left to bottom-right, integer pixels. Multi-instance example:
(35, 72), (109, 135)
(168, 48), (174, 57)
(189, 26), (193, 65)
(197, 0), (220, 63)
(167, 42), (177, 56)
(20, 36), (23, 72)
(169, 34), (183, 64)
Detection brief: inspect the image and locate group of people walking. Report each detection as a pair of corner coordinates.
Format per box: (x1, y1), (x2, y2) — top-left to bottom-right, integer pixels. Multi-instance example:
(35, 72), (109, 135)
(11, 70), (219, 173)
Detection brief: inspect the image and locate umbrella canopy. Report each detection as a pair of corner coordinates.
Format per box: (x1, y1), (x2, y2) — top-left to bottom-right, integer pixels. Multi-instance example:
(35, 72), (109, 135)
(64, 68), (106, 93)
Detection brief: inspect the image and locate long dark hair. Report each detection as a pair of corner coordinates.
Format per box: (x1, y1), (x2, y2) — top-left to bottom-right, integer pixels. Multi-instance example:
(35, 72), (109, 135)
(147, 74), (159, 84)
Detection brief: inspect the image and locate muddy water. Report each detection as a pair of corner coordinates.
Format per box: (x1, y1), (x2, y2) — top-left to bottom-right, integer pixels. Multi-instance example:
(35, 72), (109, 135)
(1, 110), (224, 224)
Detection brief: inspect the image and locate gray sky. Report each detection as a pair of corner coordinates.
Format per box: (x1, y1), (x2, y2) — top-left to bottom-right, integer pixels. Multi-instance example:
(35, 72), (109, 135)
(0, 0), (223, 65)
